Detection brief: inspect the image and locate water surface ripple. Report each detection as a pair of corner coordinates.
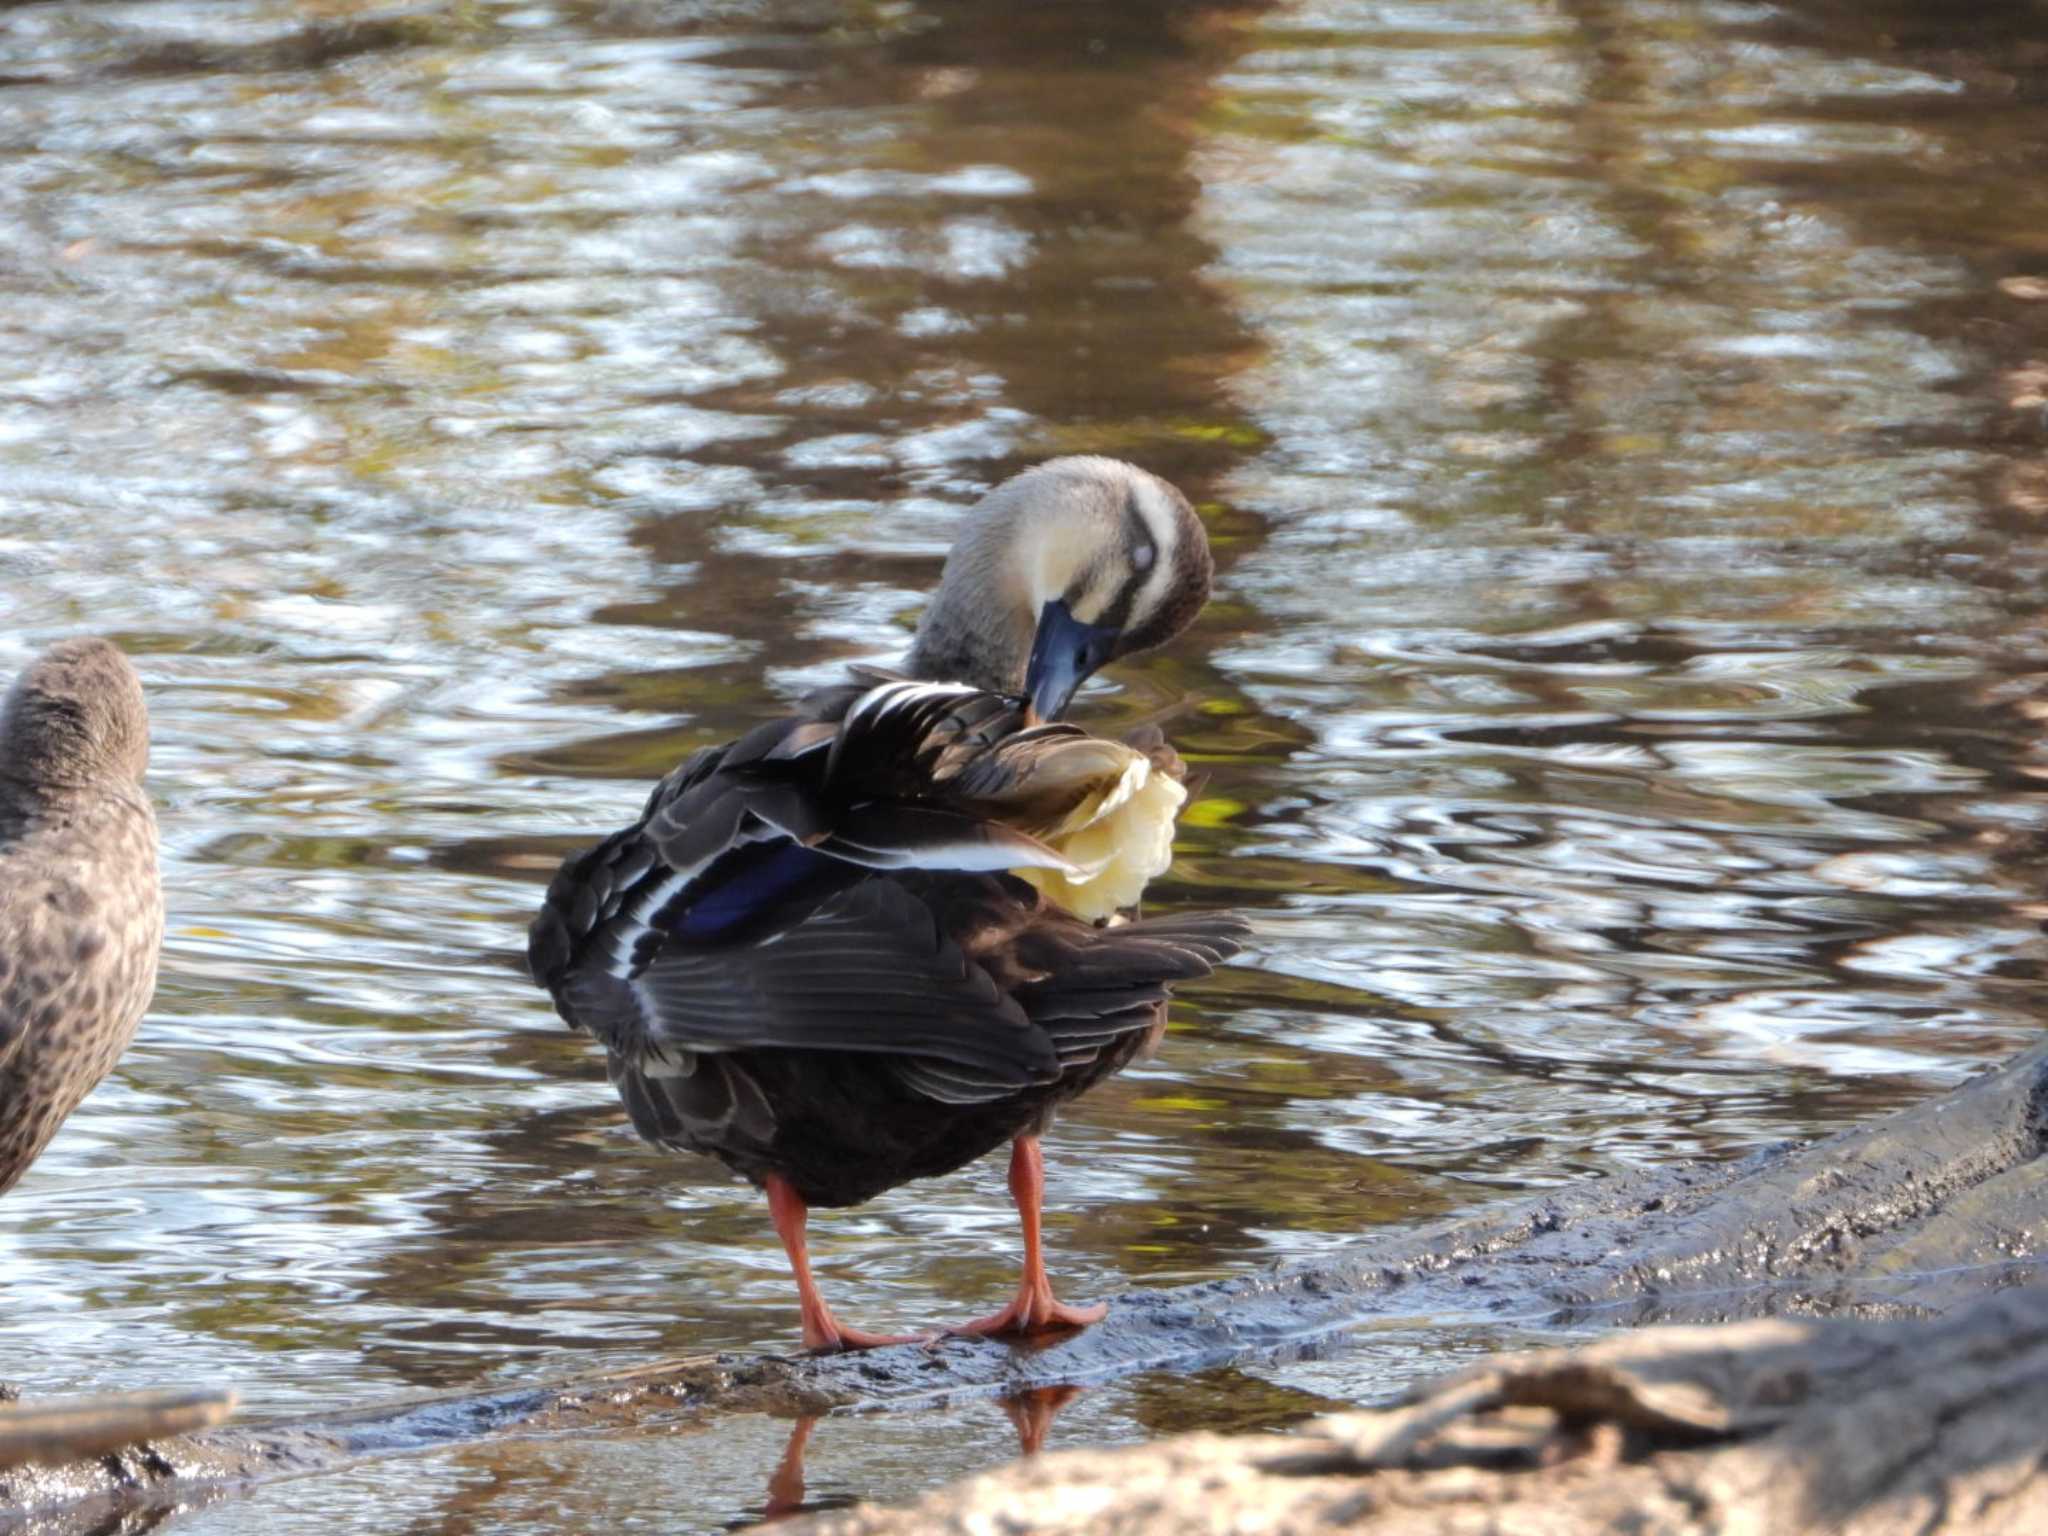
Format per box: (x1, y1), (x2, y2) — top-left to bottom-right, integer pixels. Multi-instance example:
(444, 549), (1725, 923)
(3, 0), (2048, 1528)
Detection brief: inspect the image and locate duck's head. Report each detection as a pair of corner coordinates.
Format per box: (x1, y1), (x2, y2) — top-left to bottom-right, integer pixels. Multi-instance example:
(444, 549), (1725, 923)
(0, 638), (150, 793)
(906, 456), (1215, 718)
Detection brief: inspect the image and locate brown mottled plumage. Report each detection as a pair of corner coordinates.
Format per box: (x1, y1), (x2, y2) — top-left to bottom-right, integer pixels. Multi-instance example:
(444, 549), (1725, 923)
(0, 639), (162, 1196)
(530, 459), (1242, 1350)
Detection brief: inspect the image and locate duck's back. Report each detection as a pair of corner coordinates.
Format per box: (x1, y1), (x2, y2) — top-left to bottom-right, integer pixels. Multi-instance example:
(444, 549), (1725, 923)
(0, 776), (162, 1195)
(530, 680), (1244, 1207)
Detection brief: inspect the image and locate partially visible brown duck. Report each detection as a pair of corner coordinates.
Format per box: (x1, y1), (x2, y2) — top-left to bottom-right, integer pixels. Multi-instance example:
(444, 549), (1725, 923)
(530, 458), (1244, 1350)
(0, 639), (162, 1196)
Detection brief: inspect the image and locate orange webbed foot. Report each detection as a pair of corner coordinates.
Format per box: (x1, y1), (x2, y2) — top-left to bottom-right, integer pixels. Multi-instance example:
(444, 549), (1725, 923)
(802, 1319), (936, 1353)
(946, 1287), (1107, 1340)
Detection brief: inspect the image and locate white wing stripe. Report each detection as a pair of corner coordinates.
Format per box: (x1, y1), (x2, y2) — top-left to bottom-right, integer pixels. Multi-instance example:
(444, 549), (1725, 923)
(843, 679), (981, 731)
(600, 854), (717, 979)
(818, 832), (1082, 875)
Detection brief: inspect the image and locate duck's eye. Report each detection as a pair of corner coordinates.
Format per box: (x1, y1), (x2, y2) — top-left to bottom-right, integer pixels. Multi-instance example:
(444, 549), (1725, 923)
(1132, 540), (1155, 573)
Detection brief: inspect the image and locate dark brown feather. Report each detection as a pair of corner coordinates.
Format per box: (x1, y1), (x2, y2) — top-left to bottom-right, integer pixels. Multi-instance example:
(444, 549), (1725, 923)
(527, 678), (1247, 1208)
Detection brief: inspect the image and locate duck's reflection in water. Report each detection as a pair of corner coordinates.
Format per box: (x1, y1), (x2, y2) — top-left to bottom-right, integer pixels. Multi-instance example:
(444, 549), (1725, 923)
(757, 1417), (818, 1525)
(1001, 1385), (1085, 1457)
(748, 1386), (1084, 1525)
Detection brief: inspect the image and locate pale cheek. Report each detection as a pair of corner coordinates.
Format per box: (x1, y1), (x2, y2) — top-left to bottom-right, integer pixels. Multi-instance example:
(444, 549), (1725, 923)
(1070, 566), (1125, 626)
(1029, 535), (1088, 612)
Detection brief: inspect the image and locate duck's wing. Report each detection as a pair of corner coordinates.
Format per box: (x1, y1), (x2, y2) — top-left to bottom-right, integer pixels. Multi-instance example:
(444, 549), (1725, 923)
(525, 741), (733, 994)
(813, 678), (1168, 852)
(565, 877), (1057, 1078)
(527, 697), (1083, 991)
(527, 703), (1074, 1093)
(527, 678), (1234, 1118)
(603, 880), (1072, 1147)
(882, 898), (1247, 1102)
(820, 679), (1041, 794)
(1004, 907), (1250, 1069)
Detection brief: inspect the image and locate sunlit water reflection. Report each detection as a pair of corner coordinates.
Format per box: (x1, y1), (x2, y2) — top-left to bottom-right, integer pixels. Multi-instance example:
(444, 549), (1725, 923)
(4, 0), (2048, 1528)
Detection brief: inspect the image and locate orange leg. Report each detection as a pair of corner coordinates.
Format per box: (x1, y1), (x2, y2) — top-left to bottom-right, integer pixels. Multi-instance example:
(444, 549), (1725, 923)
(949, 1137), (1108, 1338)
(766, 1175), (925, 1352)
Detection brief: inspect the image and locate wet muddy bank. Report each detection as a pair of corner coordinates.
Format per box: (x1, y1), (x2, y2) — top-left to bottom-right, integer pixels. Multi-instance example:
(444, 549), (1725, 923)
(7, 1038), (2041, 1532)
(794, 1281), (2048, 1535)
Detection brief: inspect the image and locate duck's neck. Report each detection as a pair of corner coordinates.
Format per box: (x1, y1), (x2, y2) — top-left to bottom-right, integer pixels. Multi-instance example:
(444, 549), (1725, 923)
(901, 614), (1030, 692)
(0, 770), (119, 837)
(901, 509), (1038, 692)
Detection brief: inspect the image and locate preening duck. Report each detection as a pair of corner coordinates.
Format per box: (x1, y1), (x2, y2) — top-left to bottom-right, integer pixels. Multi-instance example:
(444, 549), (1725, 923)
(529, 457), (1245, 1351)
(0, 639), (162, 1197)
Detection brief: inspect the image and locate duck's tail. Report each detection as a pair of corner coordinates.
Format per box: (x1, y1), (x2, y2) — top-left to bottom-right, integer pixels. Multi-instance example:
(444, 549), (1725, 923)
(1000, 905), (1249, 1069)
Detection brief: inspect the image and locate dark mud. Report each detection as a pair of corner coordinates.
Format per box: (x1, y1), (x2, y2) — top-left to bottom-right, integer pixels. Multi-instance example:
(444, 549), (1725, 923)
(7, 1039), (2041, 1533)
(792, 1283), (2048, 1535)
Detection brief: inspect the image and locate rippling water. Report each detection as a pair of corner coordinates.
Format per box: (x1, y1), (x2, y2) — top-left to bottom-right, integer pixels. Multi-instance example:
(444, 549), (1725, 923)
(4, 0), (2048, 1527)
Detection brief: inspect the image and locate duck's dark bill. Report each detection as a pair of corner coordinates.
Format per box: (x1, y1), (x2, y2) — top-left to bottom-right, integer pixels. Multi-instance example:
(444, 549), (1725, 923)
(1025, 599), (1119, 721)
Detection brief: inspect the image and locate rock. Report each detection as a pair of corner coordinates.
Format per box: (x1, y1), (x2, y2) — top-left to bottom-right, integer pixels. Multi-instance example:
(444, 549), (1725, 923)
(793, 1283), (2048, 1535)
(0, 1390), (236, 1472)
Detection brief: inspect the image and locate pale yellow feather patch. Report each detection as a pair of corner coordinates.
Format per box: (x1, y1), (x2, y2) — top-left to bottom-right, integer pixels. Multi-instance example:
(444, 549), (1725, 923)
(1011, 756), (1188, 921)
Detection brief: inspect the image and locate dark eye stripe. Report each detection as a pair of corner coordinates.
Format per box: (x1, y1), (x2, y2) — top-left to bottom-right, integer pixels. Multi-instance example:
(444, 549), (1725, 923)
(1123, 491), (1157, 575)
(1097, 566), (1139, 632)
(1119, 490), (1212, 656)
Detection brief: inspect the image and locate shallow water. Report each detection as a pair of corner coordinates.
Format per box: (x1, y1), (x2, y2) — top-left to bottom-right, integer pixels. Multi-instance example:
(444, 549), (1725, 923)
(4, 0), (2048, 1526)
